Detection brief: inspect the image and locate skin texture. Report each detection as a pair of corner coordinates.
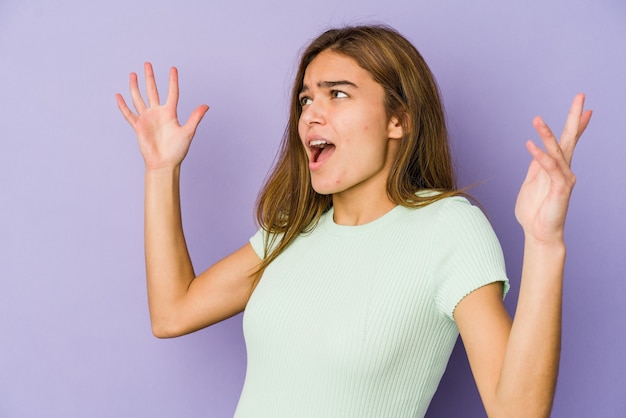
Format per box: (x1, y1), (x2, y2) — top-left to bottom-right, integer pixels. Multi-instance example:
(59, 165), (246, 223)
(298, 51), (404, 225)
(117, 59), (591, 417)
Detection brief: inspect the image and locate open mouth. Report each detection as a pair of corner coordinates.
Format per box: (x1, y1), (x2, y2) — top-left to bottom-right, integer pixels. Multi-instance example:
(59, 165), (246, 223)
(309, 139), (336, 163)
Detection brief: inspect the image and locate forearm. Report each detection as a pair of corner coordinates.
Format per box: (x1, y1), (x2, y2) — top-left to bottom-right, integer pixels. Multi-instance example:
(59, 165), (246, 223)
(144, 166), (196, 335)
(495, 238), (565, 417)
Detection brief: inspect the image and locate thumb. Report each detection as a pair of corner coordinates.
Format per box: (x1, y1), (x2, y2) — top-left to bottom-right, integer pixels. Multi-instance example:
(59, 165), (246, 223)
(183, 104), (210, 136)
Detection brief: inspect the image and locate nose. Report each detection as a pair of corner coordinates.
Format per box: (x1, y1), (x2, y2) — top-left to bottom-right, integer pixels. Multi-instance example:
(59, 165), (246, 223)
(300, 100), (326, 126)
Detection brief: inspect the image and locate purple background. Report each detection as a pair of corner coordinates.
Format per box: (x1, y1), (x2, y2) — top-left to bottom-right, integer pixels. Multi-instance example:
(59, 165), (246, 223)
(1, 0), (624, 417)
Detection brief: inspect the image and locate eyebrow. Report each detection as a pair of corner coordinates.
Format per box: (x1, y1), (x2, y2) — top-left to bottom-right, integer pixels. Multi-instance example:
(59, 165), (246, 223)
(300, 80), (358, 93)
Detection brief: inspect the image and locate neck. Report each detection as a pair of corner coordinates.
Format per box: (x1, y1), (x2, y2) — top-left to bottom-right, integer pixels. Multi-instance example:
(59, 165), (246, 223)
(332, 188), (397, 226)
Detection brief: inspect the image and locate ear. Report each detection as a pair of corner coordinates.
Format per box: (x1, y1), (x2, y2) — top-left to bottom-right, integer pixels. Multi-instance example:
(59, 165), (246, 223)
(387, 115), (404, 140)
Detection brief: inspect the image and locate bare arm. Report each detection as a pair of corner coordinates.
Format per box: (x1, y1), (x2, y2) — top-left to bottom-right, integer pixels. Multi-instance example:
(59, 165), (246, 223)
(455, 94), (592, 417)
(116, 63), (260, 338)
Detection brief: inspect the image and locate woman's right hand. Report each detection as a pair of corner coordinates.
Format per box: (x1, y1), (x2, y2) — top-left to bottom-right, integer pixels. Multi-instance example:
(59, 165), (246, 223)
(116, 62), (209, 171)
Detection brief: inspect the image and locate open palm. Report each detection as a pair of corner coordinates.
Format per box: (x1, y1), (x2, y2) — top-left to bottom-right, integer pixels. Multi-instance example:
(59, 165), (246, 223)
(116, 62), (209, 171)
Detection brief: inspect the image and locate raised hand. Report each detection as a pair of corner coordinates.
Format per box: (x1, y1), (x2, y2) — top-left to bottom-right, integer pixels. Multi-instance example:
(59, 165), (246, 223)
(116, 62), (209, 171)
(515, 94), (592, 244)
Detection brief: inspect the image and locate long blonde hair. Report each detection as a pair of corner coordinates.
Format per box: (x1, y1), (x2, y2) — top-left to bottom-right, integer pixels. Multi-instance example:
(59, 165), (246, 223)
(255, 25), (462, 275)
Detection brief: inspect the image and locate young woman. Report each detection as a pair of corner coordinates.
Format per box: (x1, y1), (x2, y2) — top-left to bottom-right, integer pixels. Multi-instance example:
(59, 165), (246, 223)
(116, 25), (591, 418)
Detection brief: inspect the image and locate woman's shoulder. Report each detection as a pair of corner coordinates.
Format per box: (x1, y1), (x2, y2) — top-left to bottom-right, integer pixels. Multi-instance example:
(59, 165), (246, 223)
(412, 190), (478, 216)
(399, 191), (493, 238)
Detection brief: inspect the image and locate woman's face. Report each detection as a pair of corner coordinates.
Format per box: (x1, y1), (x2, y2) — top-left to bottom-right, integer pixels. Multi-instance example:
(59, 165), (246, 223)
(298, 50), (403, 198)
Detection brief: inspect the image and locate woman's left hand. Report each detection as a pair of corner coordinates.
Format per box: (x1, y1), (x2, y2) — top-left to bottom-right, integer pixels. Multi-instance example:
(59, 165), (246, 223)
(515, 94), (592, 244)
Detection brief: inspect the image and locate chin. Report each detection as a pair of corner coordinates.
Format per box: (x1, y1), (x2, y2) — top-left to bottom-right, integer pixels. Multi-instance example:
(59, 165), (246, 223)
(310, 180), (340, 196)
(311, 186), (334, 196)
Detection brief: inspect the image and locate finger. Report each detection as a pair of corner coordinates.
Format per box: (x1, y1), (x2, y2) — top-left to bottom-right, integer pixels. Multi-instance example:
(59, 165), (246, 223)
(525, 139), (575, 193)
(129, 72), (147, 113)
(532, 116), (566, 164)
(165, 67), (180, 112)
(557, 94), (586, 159)
(115, 93), (138, 125)
(144, 62), (161, 106)
(577, 109), (593, 138)
(183, 104), (210, 136)
(564, 108), (593, 162)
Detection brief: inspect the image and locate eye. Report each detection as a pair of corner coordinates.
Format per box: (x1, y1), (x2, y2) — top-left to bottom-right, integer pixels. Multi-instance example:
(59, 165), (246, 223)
(331, 90), (348, 99)
(299, 96), (312, 106)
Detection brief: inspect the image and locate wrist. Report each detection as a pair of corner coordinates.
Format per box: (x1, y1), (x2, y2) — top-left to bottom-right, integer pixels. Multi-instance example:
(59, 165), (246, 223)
(144, 166), (182, 192)
(145, 164), (181, 178)
(523, 235), (566, 262)
(521, 224), (567, 248)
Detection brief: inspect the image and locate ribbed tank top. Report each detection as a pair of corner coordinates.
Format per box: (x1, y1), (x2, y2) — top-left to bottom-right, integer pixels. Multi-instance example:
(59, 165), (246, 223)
(235, 196), (508, 417)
